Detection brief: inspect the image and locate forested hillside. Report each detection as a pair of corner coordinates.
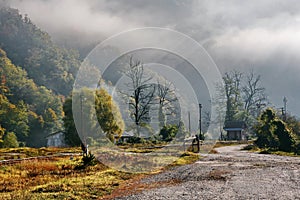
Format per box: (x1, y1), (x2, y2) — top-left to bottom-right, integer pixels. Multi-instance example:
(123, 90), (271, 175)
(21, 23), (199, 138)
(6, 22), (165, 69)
(0, 7), (80, 96)
(0, 7), (81, 147)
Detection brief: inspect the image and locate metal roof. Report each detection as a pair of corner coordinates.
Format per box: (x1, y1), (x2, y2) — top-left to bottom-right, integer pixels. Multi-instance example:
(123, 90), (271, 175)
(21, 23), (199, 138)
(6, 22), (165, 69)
(223, 128), (244, 131)
(224, 121), (246, 129)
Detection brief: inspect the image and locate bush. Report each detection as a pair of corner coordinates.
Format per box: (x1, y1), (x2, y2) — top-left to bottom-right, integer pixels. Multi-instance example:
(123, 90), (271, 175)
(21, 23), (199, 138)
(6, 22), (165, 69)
(126, 136), (143, 144)
(159, 125), (178, 142)
(2, 132), (19, 148)
(75, 152), (98, 169)
(294, 142), (300, 155)
(242, 144), (255, 151)
(82, 152), (97, 166)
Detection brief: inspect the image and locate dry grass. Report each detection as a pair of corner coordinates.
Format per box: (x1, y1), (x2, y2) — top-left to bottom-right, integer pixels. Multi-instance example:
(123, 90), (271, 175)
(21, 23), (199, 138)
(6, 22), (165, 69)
(0, 147), (199, 199)
(0, 147), (82, 160)
(0, 156), (118, 199)
(213, 140), (254, 149)
(241, 144), (300, 157)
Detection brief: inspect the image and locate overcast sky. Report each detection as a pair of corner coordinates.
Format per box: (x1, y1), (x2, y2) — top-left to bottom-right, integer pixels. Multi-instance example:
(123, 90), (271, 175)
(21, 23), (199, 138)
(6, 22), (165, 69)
(3, 0), (300, 117)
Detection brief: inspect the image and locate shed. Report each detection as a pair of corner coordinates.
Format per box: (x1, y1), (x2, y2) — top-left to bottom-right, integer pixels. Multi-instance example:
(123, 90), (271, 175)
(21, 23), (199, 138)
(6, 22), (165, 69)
(223, 121), (247, 141)
(46, 131), (67, 147)
(118, 128), (152, 143)
(118, 130), (135, 143)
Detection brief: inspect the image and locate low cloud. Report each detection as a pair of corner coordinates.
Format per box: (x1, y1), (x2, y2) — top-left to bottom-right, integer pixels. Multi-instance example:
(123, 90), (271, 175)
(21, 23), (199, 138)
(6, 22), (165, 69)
(3, 0), (300, 116)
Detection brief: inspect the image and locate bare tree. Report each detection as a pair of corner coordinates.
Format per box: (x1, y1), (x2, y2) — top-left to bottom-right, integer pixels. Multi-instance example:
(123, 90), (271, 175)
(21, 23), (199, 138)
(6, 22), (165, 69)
(212, 90), (225, 139)
(156, 80), (178, 128)
(223, 70), (243, 123)
(202, 110), (211, 133)
(215, 69), (267, 130)
(124, 57), (156, 136)
(242, 70), (267, 116)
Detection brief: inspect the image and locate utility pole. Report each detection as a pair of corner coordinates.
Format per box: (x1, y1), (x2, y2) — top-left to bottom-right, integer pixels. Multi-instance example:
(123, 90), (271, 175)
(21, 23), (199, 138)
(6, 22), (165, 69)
(199, 104), (202, 140)
(80, 94), (87, 150)
(188, 111), (191, 137)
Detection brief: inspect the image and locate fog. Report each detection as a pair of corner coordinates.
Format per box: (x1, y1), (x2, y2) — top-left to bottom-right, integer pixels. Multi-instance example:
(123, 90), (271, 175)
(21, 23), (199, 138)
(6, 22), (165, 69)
(3, 0), (300, 116)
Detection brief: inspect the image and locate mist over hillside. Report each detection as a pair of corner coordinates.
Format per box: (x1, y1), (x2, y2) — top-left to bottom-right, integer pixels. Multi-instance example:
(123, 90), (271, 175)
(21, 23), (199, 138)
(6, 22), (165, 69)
(3, 0), (299, 117)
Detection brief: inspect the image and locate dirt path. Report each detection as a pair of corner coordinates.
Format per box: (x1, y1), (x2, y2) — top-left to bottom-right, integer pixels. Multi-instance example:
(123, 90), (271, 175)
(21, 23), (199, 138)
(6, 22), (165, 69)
(117, 145), (300, 200)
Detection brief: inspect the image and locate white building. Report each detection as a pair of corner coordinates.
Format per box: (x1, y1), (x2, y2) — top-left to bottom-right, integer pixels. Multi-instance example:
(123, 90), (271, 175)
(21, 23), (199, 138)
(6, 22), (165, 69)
(46, 131), (67, 147)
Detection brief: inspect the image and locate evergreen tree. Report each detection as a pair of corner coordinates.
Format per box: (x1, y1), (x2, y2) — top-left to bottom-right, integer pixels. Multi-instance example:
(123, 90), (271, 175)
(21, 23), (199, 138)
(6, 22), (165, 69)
(255, 108), (296, 152)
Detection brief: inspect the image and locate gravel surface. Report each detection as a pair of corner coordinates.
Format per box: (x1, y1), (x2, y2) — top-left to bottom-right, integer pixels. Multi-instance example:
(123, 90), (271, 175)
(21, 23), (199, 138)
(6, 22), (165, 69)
(117, 145), (300, 200)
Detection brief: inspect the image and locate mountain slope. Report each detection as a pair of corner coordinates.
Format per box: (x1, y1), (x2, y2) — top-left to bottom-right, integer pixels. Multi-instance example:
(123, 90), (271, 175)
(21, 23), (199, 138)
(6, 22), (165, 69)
(0, 7), (80, 96)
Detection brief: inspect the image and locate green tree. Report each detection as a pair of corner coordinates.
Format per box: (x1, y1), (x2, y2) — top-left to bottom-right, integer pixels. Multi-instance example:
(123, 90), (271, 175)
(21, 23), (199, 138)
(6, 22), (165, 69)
(255, 108), (296, 152)
(0, 48), (63, 147)
(273, 120), (295, 152)
(25, 111), (45, 147)
(63, 88), (125, 146)
(95, 88), (124, 143)
(1, 132), (19, 148)
(255, 108), (279, 149)
(285, 114), (300, 137)
(0, 7), (80, 96)
(64, 88), (102, 146)
(0, 126), (5, 145)
(0, 84), (29, 143)
(63, 97), (81, 146)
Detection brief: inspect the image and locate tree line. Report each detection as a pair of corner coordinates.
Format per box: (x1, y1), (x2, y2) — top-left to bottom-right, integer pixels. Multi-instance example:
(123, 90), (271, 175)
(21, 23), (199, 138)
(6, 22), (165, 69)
(63, 56), (184, 146)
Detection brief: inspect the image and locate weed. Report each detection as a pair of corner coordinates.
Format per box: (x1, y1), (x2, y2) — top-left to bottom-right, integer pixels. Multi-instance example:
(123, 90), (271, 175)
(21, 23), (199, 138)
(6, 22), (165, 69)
(75, 152), (98, 170)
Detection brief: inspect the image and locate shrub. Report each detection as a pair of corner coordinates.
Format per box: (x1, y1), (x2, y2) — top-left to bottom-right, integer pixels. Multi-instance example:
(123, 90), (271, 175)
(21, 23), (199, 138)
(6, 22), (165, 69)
(75, 152), (98, 169)
(159, 125), (178, 142)
(2, 132), (19, 148)
(126, 136), (143, 144)
(82, 152), (97, 166)
(254, 108), (296, 152)
(294, 142), (300, 155)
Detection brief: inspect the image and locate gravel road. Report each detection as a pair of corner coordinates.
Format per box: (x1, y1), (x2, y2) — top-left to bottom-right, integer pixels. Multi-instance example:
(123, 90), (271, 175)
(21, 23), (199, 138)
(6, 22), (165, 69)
(117, 145), (300, 200)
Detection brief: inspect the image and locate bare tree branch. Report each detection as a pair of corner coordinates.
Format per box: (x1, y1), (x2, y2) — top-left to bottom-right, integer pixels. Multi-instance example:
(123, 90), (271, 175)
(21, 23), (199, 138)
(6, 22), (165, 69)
(122, 56), (156, 136)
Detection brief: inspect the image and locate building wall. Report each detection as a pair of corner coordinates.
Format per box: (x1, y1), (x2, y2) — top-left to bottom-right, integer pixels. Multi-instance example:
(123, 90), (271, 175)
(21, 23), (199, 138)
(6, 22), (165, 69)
(46, 132), (66, 147)
(227, 130), (242, 140)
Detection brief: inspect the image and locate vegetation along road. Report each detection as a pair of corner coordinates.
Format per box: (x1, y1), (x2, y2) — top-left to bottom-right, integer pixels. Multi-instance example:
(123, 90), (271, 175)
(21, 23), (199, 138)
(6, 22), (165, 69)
(116, 145), (300, 200)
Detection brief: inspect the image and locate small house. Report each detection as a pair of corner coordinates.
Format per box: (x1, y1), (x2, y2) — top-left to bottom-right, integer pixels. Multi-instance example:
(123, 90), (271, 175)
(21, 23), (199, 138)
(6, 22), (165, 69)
(46, 131), (67, 147)
(223, 121), (247, 141)
(117, 128), (152, 143)
(118, 130), (135, 143)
